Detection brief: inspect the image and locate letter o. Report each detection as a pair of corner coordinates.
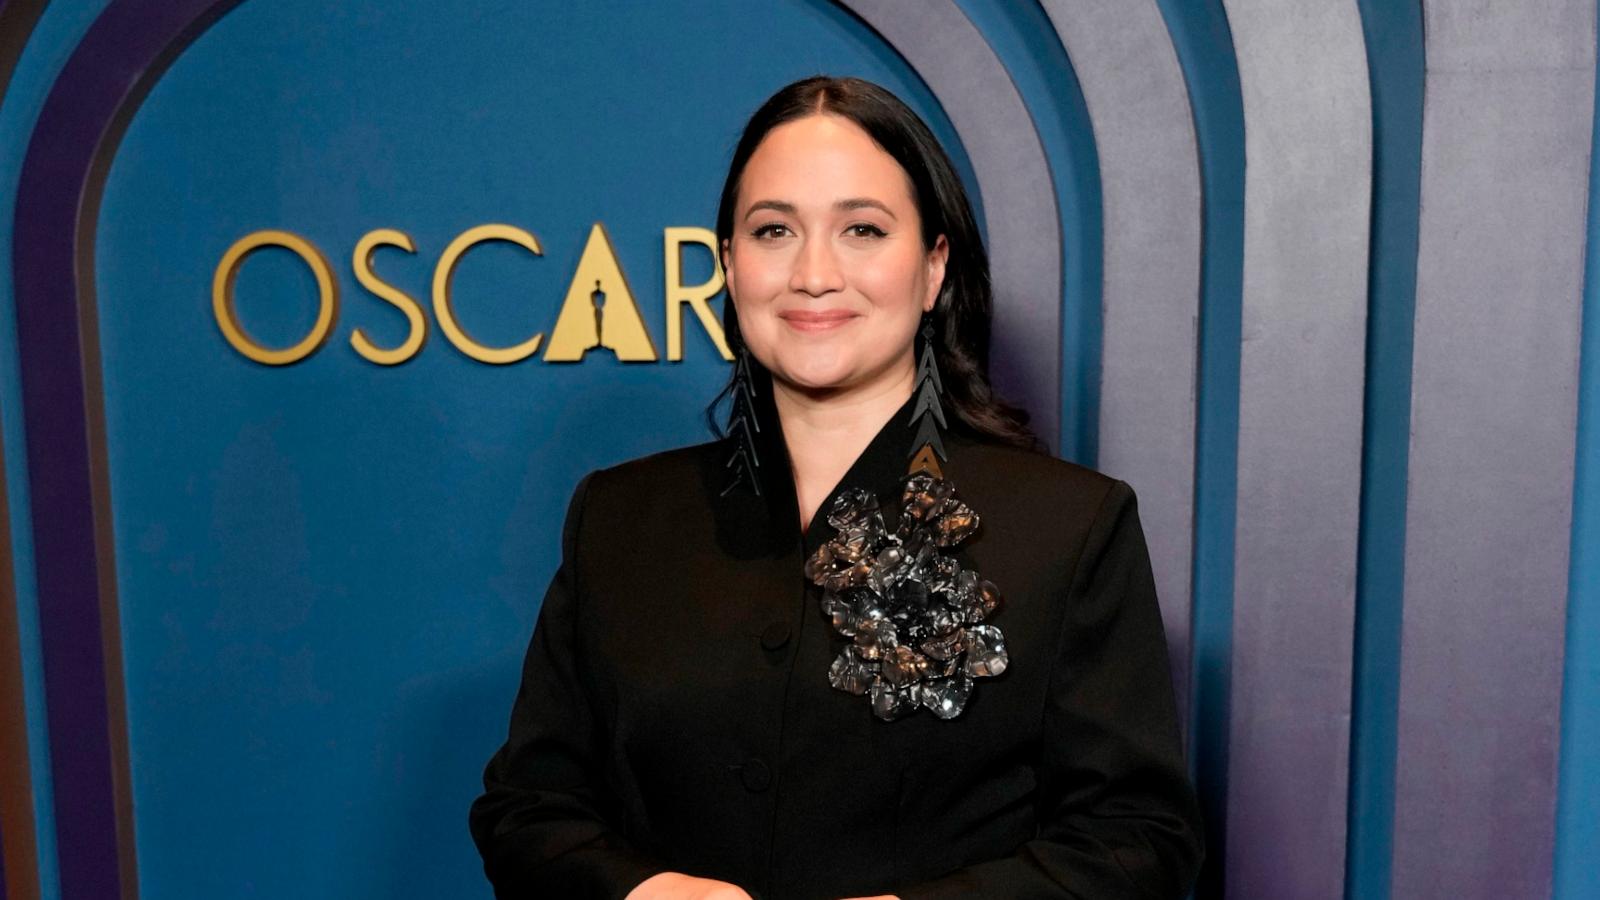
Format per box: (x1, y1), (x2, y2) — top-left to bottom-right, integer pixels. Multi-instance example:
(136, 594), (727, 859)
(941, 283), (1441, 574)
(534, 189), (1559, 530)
(212, 229), (339, 365)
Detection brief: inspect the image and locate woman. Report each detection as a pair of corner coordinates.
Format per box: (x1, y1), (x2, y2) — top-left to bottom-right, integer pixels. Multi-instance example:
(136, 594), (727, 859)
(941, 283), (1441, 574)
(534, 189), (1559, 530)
(469, 75), (1204, 900)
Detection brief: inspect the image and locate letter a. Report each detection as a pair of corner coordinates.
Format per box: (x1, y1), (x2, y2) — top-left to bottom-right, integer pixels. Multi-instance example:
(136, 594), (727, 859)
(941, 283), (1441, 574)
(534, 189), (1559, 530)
(544, 223), (658, 361)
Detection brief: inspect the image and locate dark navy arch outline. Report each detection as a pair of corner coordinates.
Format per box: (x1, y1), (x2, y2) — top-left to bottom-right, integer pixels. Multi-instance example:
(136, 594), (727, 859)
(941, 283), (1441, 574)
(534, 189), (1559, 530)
(12, 1), (244, 896)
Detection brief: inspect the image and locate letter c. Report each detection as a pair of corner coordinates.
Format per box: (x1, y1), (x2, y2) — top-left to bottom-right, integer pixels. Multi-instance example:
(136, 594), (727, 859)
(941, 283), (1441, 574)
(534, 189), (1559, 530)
(433, 224), (545, 364)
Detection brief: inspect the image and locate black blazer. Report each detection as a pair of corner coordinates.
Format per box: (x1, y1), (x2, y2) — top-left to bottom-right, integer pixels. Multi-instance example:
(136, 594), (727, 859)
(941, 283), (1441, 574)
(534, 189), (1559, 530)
(469, 390), (1204, 899)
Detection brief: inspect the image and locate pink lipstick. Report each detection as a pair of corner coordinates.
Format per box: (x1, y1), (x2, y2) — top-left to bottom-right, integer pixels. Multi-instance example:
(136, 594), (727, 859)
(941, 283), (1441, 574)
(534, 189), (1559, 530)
(778, 309), (859, 332)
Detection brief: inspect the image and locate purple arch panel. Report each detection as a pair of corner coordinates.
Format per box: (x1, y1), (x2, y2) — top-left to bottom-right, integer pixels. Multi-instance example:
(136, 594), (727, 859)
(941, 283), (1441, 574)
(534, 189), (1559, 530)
(1219, 0), (1372, 896)
(1038, 0), (1202, 723)
(1392, 5), (1595, 897)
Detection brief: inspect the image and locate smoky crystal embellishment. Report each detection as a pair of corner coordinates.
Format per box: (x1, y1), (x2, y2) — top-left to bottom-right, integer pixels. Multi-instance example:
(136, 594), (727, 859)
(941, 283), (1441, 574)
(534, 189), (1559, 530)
(804, 472), (1008, 720)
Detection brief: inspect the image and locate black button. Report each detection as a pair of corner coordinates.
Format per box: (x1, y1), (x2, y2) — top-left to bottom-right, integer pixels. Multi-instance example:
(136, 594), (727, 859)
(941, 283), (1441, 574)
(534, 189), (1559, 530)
(740, 757), (772, 792)
(760, 620), (791, 651)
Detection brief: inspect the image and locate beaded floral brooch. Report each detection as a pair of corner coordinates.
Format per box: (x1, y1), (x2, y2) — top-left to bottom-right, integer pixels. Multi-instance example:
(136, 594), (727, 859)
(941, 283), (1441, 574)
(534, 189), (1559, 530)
(803, 474), (1009, 720)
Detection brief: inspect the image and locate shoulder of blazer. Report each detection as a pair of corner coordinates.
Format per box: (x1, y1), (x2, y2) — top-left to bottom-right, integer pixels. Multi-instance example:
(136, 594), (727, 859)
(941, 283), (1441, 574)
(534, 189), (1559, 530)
(579, 437), (729, 522)
(948, 434), (1126, 518)
(592, 438), (723, 485)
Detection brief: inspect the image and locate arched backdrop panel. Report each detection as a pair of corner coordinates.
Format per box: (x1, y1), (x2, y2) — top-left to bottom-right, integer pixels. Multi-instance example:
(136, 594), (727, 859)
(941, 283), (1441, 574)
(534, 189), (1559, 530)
(2, 2), (1598, 899)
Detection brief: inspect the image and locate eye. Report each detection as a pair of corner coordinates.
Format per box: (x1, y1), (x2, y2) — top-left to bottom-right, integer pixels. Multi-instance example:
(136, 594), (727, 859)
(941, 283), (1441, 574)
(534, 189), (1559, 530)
(846, 223), (887, 239)
(750, 223), (791, 240)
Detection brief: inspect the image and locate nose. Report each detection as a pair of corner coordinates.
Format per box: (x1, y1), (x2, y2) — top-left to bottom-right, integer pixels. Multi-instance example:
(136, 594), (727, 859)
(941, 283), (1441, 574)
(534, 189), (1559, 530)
(789, 234), (846, 297)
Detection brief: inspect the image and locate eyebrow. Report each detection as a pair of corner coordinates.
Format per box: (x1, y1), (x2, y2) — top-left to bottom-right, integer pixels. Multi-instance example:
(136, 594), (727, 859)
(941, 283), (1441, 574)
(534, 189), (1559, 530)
(743, 197), (898, 221)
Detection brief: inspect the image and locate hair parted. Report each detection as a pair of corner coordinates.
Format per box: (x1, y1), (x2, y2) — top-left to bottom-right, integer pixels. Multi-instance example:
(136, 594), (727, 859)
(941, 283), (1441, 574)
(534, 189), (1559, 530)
(707, 74), (1039, 452)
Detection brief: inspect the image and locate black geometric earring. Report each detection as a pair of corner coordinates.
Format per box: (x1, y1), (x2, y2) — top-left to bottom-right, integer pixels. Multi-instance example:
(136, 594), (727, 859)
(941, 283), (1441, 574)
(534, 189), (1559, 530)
(907, 315), (947, 478)
(722, 343), (763, 496)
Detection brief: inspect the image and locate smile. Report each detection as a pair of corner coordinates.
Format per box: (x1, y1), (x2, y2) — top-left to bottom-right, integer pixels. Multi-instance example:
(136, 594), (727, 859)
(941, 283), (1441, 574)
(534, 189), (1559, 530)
(778, 309), (860, 332)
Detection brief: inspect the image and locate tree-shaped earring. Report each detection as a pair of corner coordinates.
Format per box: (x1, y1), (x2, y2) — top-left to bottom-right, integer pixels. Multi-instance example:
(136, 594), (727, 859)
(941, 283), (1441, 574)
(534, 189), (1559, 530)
(722, 343), (763, 496)
(907, 316), (947, 478)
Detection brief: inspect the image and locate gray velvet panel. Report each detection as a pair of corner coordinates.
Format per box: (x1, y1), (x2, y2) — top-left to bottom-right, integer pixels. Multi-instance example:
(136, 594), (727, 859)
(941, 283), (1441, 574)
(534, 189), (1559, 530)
(1037, 0), (1200, 721)
(839, 0), (1062, 446)
(1392, 5), (1595, 898)
(1220, 2), (1372, 897)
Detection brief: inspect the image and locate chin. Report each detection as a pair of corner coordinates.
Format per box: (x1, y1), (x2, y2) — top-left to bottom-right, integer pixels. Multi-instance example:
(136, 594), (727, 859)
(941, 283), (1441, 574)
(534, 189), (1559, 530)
(774, 367), (854, 393)
(759, 347), (841, 386)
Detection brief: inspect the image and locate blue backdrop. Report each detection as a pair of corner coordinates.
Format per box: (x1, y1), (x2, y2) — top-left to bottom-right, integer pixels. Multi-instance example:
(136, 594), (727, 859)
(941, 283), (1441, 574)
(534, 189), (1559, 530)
(95, 2), (968, 896)
(3, 2), (1599, 899)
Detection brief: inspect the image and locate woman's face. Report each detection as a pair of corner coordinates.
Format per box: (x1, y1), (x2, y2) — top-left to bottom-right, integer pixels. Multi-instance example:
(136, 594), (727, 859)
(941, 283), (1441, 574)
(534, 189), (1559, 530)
(723, 113), (948, 399)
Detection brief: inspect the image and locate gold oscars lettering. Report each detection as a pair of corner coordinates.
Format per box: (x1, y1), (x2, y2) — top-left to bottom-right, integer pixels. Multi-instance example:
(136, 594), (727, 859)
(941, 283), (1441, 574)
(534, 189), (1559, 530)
(211, 223), (730, 366)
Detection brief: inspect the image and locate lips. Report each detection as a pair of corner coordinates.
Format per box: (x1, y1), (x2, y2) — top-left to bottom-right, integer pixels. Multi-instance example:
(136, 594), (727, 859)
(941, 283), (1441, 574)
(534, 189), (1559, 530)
(778, 309), (859, 332)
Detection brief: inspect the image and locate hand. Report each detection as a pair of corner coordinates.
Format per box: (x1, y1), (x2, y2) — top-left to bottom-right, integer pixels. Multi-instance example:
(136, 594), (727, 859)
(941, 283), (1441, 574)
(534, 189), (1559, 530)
(625, 872), (754, 900)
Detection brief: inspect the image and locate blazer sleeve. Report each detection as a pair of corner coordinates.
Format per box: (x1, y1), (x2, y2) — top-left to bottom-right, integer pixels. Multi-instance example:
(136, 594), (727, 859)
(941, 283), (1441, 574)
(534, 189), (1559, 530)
(897, 479), (1205, 899)
(469, 470), (671, 899)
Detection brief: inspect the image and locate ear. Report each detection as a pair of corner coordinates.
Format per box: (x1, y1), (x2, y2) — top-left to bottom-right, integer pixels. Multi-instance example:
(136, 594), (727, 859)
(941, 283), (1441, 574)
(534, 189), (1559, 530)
(721, 238), (736, 299)
(924, 234), (949, 313)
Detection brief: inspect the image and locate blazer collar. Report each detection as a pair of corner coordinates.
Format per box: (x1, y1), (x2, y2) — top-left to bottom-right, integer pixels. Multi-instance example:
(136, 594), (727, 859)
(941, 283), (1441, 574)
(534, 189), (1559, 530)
(715, 377), (949, 560)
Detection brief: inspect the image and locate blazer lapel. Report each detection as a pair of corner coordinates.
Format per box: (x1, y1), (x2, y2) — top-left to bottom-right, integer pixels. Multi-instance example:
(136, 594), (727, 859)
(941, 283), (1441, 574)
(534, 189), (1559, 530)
(709, 369), (930, 555)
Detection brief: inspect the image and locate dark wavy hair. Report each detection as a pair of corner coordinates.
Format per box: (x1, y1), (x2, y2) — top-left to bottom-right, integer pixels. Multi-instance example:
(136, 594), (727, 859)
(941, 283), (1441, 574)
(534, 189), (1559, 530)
(706, 74), (1038, 451)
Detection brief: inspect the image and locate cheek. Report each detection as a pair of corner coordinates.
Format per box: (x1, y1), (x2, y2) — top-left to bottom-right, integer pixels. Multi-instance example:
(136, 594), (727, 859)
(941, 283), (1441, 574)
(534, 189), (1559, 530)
(850, 252), (926, 313)
(728, 259), (782, 343)
(728, 253), (788, 302)
(729, 283), (782, 361)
